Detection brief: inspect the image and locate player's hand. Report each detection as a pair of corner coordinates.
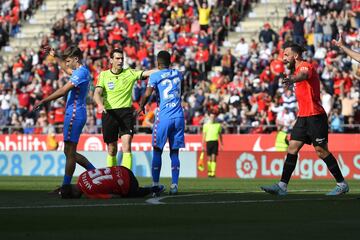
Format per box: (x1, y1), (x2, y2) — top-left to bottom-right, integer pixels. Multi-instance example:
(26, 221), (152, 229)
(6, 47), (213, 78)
(33, 101), (44, 112)
(98, 104), (107, 114)
(41, 45), (56, 57)
(136, 107), (145, 116)
(220, 144), (224, 151)
(332, 34), (344, 48)
(282, 76), (293, 86)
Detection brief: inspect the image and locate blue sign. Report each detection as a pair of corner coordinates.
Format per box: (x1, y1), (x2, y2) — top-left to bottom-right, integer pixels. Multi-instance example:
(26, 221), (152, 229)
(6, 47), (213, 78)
(0, 151), (197, 177)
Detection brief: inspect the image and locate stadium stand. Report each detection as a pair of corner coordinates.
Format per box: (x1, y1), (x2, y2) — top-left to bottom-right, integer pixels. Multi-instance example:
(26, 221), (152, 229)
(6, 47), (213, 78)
(0, 0), (359, 135)
(0, 0), (45, 52)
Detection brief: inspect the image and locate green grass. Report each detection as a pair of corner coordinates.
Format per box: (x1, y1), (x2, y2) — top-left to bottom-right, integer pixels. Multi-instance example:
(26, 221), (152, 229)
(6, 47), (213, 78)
(0, 177), (359, 240)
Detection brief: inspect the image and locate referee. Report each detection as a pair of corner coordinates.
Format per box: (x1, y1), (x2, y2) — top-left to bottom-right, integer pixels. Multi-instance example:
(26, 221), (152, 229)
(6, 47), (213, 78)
(202, 113), (223, 177)
(94, 48), (157, 169)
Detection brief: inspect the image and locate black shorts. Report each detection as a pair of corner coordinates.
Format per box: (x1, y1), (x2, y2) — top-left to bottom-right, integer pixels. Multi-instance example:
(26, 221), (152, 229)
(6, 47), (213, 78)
(102, 108), (135, 143)
(206, 141), (219, 156)
(200, 24), (208, 32)
(291, 114), (328, 147)
(124, 167), (140, 198)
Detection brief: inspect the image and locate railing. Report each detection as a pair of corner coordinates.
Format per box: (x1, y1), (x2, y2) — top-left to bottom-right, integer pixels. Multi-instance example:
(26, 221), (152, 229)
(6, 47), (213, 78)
(1, 124), (359, 134)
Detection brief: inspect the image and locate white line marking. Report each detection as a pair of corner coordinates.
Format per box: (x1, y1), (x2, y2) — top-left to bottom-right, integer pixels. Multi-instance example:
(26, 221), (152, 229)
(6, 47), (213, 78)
(0, 192), (356, 210)
(145, 197), (166, 205)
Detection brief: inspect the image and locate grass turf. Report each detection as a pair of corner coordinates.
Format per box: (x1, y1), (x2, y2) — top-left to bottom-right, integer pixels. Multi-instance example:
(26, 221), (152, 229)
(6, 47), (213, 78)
(0, 177), (359, 240)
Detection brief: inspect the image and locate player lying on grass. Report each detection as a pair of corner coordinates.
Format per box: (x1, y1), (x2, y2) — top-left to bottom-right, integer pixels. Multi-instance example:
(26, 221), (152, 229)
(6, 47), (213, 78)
(60, 166), (165, 199)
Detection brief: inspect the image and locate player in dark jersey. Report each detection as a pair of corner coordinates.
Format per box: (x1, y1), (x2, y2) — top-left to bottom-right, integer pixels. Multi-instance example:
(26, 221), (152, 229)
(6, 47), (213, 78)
(60, 166), (165, 199)
(261, 42), (349, 196)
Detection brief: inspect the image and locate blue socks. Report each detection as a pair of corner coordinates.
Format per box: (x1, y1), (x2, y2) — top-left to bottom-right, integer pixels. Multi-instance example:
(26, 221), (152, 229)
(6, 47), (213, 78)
(152, 148), (180, 186)
(86, 163), (96, 171)
(170, 149), (180, 185)
(152, 148), (162, 184)
(63, 175), (72, 186)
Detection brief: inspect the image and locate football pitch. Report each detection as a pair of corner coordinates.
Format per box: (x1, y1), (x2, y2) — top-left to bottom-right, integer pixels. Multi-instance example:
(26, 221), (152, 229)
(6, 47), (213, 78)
(0, 177), (359, 240)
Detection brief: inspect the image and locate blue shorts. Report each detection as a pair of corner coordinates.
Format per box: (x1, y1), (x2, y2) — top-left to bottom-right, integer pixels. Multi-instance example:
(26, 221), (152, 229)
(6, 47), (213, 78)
(152, 117), (185, 150)
(63, 114), (86, 143)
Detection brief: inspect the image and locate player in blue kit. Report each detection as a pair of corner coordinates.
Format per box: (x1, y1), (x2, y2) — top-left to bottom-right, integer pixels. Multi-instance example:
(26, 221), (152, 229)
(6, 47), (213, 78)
(138, 50), (185, 195)
(34, 46), (95, 197)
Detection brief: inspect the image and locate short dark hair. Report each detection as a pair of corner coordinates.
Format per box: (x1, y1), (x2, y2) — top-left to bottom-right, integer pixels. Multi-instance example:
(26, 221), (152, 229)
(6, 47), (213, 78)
(110, 48), (123, 58)
(157, 50), (171, 67)
(62, 46), (83, 61)
(282, 42), (306, 55)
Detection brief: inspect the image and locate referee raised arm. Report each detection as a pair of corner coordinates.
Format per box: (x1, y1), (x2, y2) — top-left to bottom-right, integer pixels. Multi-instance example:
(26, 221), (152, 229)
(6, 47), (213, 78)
(93, 48), (157, 169)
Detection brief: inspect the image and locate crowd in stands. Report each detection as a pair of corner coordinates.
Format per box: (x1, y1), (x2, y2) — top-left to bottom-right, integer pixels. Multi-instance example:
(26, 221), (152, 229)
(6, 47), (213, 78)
(0, 0), (43, 48)
(0, 0), (359, 135)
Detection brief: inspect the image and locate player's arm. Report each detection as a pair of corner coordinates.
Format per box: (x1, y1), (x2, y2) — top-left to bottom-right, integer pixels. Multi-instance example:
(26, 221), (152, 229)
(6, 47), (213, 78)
(47, 47), (73, 75)
(33, 81), (74, 111)
(202, 125), (206, 152)
(219, 128), (223, 150)
(141, 69), (159, 79)
(195, 0), (201, 9)
(284, 70), (309, 85)
(93, 87), (106, 113)
(333, 35), (360, 63)
(137, 87), (154, 115)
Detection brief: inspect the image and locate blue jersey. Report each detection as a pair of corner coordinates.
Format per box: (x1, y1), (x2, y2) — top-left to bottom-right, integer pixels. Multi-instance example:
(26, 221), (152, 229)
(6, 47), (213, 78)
(66, 65), (90, 119)
(148, 69), (184, 119)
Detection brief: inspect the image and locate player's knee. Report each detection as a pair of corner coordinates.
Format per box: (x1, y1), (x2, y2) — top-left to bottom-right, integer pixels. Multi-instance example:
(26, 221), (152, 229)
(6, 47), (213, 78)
(315, 146), (329, 159)
(287, 143), (300, 154)
(64, 146), (75, 158)
(170, 149), (179, 155)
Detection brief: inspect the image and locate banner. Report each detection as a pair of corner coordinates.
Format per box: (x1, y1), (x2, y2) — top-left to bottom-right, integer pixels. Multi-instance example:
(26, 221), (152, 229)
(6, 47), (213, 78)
(1, 149), (360, 179)
(0, 134), (359, 152)
(0, 151), (197, 177)
(197, 151), (360, 180)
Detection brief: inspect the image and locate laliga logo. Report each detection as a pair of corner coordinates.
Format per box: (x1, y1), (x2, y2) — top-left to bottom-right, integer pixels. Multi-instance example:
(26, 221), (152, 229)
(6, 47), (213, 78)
(84, 137), (103, 151)
(236, 153), (258, 179)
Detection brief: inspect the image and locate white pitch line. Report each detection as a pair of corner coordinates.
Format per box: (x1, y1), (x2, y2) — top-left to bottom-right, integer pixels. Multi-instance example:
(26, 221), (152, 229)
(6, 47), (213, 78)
(165, 198), (357, 205)
(145, 193), (204, 205)
(0, 192), (356, 210)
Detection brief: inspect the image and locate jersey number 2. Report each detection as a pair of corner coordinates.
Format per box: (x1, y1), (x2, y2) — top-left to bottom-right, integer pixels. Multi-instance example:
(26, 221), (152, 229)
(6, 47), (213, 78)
(162, 77), (180, 100)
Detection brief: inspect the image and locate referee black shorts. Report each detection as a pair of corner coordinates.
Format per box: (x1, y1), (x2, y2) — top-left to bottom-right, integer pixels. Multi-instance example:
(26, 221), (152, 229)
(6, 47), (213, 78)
(102, 108), (135, 144)
(206, 141), (219, 156)
(290, 113), (328, 147)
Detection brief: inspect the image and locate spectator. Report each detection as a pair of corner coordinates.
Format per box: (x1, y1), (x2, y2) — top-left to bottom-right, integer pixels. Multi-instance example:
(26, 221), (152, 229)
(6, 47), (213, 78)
(195, 0), (211, 32)
(259, 23), (278, 51)
(330, 108), (344, 133)
(0, 0), (358, 134)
